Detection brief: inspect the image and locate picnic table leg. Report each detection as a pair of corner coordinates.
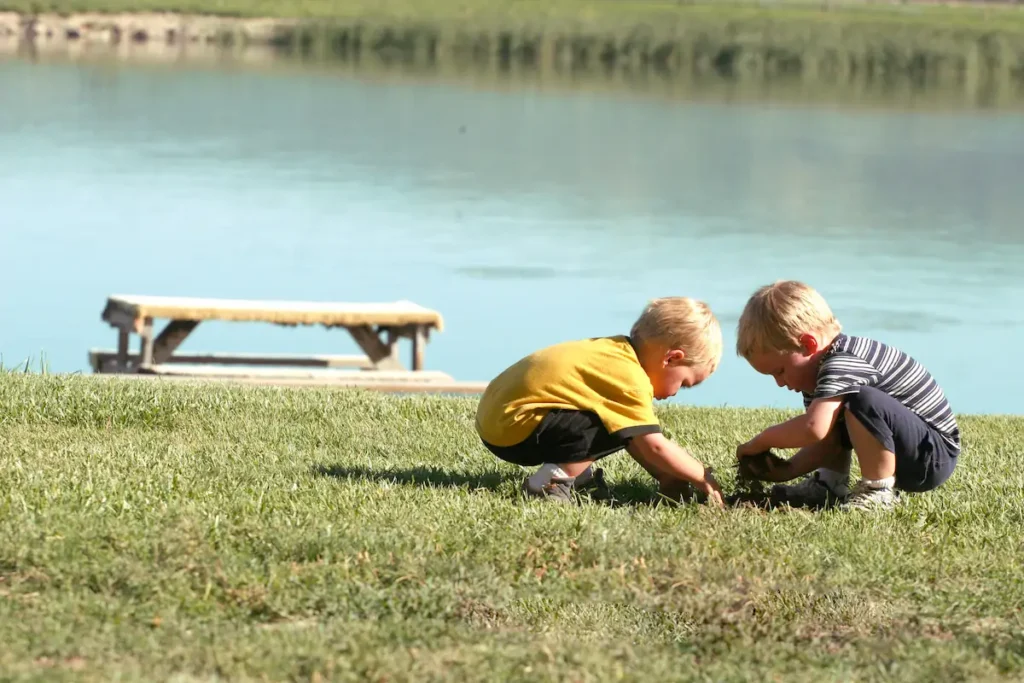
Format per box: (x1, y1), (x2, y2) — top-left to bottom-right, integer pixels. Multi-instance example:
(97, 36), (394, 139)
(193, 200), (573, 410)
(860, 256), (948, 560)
(152, 320), (200, 364)
(348, 325), (404, 370)
(116, 328), (130, 372)
(385, 328), (402, 369)
(139, 317), (155, 368)
(412, 326), (428, 371)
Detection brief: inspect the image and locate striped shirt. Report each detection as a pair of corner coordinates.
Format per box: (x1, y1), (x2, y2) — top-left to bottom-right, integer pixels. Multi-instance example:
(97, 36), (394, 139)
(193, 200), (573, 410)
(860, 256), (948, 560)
(802, 334), (960, 451)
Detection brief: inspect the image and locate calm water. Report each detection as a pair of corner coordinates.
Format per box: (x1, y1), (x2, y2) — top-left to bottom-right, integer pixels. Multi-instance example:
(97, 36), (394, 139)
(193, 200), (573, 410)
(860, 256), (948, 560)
(2, 55), (1023, 415)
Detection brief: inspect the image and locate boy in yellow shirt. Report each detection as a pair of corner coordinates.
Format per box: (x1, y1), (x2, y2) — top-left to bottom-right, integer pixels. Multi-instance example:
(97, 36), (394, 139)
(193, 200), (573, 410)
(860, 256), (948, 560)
(475, 297), (724, 506)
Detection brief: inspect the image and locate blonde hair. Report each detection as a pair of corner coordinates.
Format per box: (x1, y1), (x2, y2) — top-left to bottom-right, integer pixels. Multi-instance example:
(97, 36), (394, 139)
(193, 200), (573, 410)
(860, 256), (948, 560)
(630, 297), (723, 371)
(736, 280), (841, 358)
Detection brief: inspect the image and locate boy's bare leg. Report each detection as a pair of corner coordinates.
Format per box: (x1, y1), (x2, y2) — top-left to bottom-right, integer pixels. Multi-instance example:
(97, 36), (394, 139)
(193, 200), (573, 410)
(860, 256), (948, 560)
(839, 408), (899, 510)
(558, 461), (596, 478)
(845, 411), (896, 480)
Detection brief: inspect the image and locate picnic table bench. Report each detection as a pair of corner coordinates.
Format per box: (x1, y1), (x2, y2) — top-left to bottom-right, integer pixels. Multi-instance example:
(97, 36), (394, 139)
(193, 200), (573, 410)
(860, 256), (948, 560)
(88, 295), (485, 393)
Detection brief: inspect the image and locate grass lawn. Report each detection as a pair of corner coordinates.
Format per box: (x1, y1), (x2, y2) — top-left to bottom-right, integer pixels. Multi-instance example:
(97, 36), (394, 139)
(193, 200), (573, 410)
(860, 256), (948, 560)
(1, 373), (1022, 680)
(1, 0), (1023, 33)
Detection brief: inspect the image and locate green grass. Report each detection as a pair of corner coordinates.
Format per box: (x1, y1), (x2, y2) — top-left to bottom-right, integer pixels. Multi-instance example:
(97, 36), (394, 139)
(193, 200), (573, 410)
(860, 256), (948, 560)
(1, 373), (1022, 681)
(2, 0), (1024, 32)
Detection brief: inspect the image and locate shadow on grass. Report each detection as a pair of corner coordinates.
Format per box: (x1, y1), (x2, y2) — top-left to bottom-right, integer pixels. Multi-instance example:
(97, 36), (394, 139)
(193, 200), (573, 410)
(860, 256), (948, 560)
(311, 464), (824, 511)
(312, 463), (669, 507)
(312, 464), (513, 491)
(593, 479), (666, 508)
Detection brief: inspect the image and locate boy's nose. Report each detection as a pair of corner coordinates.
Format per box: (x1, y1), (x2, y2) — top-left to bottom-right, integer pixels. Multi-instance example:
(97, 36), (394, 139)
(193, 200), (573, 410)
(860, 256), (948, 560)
(775, 376), (787, 388)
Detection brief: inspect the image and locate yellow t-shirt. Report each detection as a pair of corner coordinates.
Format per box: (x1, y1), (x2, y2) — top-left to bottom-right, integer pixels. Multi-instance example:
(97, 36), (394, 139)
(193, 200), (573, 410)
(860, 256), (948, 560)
(475, 335), (660, 447)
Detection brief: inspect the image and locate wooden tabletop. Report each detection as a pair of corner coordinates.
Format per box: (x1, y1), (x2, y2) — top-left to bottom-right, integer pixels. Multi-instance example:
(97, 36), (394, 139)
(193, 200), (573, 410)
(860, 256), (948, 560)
(102, 295), (445, 331)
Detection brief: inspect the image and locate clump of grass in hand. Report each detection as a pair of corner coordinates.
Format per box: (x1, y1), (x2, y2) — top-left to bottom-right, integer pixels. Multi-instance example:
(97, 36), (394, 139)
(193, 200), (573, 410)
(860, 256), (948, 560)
(727, 449), (790, 508)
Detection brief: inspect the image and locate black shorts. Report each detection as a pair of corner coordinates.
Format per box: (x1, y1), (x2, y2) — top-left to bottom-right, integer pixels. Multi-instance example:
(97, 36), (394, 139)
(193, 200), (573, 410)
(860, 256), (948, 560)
(839, 386), (960, 493)
(481, 409), (657, 467)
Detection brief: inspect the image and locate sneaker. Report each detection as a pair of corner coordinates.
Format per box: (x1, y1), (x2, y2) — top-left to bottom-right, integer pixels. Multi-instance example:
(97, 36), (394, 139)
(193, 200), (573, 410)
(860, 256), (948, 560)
(521, 476), (575, 504)
(771, 471), (849, 508)
(839, 480), (899, 511)
(576, 468), (611, 499)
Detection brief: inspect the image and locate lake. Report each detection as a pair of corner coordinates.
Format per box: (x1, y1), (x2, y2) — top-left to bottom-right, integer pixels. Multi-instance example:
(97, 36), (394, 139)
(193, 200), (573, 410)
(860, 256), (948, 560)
(1, 49), (1023, 416)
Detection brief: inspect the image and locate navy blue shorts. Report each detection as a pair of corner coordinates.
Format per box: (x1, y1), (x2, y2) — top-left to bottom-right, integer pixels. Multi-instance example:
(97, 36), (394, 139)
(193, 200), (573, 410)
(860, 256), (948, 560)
(839, 386), (959, 493)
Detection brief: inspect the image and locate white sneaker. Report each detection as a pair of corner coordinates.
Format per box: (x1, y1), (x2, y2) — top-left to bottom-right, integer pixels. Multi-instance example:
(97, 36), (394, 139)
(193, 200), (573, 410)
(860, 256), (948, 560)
(771, 471), (849, 507)
(840, 480), (899, 511)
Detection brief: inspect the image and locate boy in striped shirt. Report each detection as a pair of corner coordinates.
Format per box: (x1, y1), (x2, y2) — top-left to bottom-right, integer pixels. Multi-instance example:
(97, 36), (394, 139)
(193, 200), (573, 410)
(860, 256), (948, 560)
(734, 280), (960, 511)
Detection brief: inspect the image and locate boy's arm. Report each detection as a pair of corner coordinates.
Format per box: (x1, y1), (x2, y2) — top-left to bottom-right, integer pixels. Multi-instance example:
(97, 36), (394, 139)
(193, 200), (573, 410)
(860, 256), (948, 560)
(751, 430), (847, 482)
(627, 432), (724, 507)
(737, 397), (845, 456)
(741, 351), (877, 458)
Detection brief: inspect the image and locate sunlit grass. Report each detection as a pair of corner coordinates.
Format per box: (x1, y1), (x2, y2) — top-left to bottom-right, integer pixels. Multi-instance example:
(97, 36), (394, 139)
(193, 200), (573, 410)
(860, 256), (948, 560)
(1, 373), (1022, 680)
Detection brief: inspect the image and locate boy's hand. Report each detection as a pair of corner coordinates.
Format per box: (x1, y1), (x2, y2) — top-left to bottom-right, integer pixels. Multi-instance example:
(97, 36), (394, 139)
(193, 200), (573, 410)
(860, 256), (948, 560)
(700, 471), (725, 508)
(658, 473), (724, 508)
(736, 439), (764, 459)
(737, 450), (793, 483)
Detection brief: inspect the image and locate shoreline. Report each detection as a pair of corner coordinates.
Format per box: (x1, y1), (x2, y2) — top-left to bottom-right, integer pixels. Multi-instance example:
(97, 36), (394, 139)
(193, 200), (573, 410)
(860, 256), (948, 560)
(2, 369), (1019, 419)
(2, 4), (1024, 86)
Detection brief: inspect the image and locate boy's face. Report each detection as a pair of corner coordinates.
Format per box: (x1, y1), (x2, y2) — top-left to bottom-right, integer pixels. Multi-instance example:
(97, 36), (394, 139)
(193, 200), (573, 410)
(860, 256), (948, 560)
(647, 349), (712, 400)
(746, 334), (822, 394)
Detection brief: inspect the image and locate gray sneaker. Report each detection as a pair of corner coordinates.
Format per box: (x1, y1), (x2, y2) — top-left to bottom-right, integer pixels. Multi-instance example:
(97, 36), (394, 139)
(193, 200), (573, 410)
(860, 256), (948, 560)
(521, 476), (575, 504)
(771, 471), (849, 508)
(576, 468), (612, 500)
(839, 480), (899, 511)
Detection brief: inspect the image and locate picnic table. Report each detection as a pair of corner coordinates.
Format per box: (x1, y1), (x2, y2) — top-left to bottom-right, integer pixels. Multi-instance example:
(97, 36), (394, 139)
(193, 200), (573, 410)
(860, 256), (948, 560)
(88, 295), (485, 392)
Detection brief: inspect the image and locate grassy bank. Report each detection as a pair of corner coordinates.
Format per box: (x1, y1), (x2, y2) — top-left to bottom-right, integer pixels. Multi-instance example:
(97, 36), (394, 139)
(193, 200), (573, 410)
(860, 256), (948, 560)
(3, 1), (1024, 87)
(1, 373), (1022, 680)
(2, 0), (1023, 27)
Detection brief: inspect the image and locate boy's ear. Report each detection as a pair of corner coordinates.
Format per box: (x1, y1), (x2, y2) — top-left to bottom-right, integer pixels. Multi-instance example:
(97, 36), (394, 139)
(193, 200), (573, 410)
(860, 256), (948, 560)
(797, 334), (819, 356)
(664, 349), (686, 366)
